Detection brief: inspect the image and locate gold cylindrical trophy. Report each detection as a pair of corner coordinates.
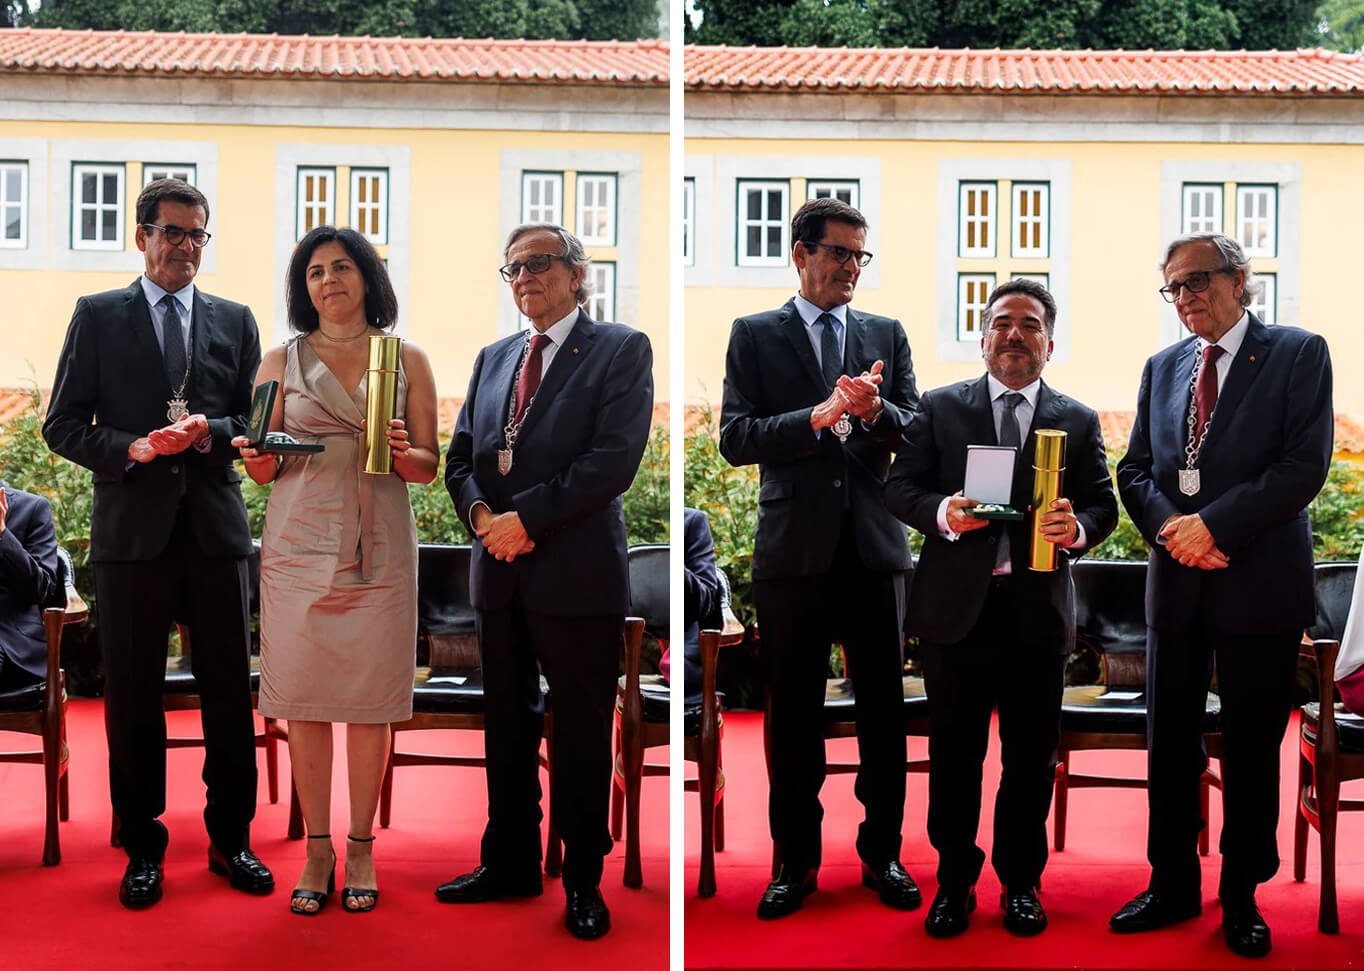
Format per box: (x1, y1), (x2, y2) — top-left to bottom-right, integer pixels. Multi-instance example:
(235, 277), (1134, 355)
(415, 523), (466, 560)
(1028, 429), (1067, 572)
(363, 334), (402, 475)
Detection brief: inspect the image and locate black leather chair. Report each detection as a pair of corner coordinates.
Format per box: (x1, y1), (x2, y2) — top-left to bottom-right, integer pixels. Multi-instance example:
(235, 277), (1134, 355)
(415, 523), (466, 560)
(1053, 559), (1222, 853)
(0, 547), (84, 865)
(382, 544), (558, 867)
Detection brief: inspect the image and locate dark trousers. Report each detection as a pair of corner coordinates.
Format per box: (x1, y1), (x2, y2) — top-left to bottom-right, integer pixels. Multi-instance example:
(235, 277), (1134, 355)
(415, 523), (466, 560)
(1146, 625), (1300, 901)
(94, 520), (256, 861)
(476, 601), (620, 891)
(754, 519), (907, 872)
(920, 580), (1066, 892)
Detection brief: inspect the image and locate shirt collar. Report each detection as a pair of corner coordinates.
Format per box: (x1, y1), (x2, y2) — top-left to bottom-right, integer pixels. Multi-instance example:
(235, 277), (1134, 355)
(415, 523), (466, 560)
(140, 275), (194, 315)
(986, 373), (1041, 408)
(794, 293), (848, 329)
(533, 307), (579, 347)
(1200, 310), (1250, 360)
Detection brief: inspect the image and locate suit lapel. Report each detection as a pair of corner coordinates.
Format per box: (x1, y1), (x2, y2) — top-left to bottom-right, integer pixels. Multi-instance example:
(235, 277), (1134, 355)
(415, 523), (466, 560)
(963, 375), (998, 446)
(518, 310), (594, 442)
(778, 300), (827, 396)
(123, 279), (170, 396)
(1168, 338), (1199, 434)
(1204, 314), (1269, 453)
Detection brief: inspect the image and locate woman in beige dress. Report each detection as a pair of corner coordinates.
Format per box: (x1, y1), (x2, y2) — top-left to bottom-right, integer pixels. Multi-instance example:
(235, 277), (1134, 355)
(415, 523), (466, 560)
(234, 226), (438, 914)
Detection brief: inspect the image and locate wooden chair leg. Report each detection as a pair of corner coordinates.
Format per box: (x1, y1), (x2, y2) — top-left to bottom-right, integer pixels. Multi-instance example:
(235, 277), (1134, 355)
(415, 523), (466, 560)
(622, 713), (644, 889)
(697, 730), (718, 898)
(714, 751), (726, 853)
(264, 717), (279, 805)
(1052, 749), (1069, 852)
(379, 743), (395, 829)
(287, 776), (304, 840)
(1319, 763), (1341, 934)
(1294, 754), (1310, 882)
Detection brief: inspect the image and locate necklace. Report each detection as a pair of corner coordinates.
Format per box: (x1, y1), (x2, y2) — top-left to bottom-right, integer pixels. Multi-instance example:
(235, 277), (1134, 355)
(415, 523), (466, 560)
(314, 325), (371, 343)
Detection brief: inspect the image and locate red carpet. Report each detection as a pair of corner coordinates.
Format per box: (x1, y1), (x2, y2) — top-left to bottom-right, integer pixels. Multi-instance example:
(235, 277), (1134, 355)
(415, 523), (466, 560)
(684, 711), (1364, 969)
(0, 699), (668, 971)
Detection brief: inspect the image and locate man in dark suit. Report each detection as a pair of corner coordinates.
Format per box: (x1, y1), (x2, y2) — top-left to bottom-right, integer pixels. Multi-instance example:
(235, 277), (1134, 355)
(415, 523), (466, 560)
(677, 506), (721, 705)
(44, 179), (272, 908)
(720, 198), (920, 919)
(438, 223), (653, 940)
(0, 483), (61, 691)
(885, 278), (1118, 938)
(1110, 233), (1333, 957)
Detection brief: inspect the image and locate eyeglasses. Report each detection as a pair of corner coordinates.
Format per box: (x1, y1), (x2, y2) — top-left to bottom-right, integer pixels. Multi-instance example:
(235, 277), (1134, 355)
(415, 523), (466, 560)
(1158, 269), (1230, 303)
(805, 242), (874, 268)
(141, 223), (212, 248)
(499, 253), (567, 282)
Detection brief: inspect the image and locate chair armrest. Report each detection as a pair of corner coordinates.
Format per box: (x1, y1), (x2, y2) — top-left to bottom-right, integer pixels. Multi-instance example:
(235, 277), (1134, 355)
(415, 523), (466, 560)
(43, 606), (65, 712)
(1304, 638), (1342, 758)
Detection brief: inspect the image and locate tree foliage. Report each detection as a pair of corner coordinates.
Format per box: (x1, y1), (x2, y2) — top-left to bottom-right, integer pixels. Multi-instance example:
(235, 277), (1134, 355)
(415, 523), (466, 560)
(688, 0), (1328, 50)
(1316, 0), (1364, 52)
(23, 0), (659, 41)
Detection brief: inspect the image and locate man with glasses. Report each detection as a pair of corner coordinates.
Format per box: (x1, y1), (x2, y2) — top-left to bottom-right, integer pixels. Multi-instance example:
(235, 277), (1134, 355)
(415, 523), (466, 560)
(720, 197), (920, 919)
(44, 178), (272, 908)
(1110, 233), (1333, 957)
(440, 223), (653, 940)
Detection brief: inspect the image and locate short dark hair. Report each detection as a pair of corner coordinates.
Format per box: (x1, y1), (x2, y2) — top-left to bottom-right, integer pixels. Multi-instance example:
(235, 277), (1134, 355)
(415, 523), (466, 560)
(285, 226), (399, 333)
(983, 278), (1058, 336)
(136, 178), (210, 226)
(790, 197), (868, 248)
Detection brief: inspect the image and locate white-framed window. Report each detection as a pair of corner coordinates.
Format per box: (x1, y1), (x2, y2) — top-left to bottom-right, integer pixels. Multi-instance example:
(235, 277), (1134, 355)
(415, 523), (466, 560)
(576, 173), (616, 246)
(350, 168), (388, 244)
(1011, 272), (1050, 288)
(1011, 182), (1049, 258)
(1182, 184), (1222, 236)
(296, 167), (335, 239)
(958, 273), (996, 341)
(1237, 185), (1276, 257)
(522, 172), (563, 225)
(1249, 273), (1276, 325)
(0, 162), (27, 248)
(72, 163), (124, 251)
(587, 262), (615, 321)
(959, 182), (996, 258)
(682, 178), (695, 267)
(143, 164), (196, 185)
(737, 180), (789, 267)
(807, 180), (859, 207)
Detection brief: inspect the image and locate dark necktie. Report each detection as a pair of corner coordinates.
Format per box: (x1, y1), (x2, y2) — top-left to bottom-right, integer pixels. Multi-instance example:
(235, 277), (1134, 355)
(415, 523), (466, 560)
(159, 295), (188, 391)
(1194, 344), (1225, 443)
(513, 333), (551, 426)
(999, 392), (1024, 449)
(817, 313), (842, 392)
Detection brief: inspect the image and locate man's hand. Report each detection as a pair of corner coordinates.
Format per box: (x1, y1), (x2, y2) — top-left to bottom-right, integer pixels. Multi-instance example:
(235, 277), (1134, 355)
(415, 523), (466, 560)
(945, 494), (990, 533)
(147, 414), (210, 456)
(477, 511), (536, 562)
(0, 488), (7, 536)
(1038, 497), (1080, 547)
(836, 360), (885, 421)
(810, 388), (850, 432)
(127, 437), (157, 463)
(1160, 514), (1230, 570)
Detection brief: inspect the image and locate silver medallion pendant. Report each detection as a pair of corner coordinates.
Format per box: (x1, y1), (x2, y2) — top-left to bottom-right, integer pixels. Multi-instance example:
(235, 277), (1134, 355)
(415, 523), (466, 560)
(833, 414), (852, 443)
(498, 449), (514, 476)
(1178, 468), (1200, 496)
(166, 397), (189, 423)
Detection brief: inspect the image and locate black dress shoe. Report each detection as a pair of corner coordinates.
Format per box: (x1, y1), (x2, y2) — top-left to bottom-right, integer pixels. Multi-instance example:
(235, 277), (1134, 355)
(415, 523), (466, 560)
(565, 887), (611, 940)
(1002, 887), (1048, 936)
(119, 859), (164, 909)
(756, 867), (817, 919)
(861, 861), (922, 910)
(208, 846), (275, 894)
(1109, 890), (1201, 933)
(924, 886), (976, 938)
(434, 865), (543, 903)
(1222, 899), (1271, 958)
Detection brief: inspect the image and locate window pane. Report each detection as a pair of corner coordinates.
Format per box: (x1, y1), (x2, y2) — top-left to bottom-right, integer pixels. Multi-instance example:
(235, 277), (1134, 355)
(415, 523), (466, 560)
(766, 225), (781, 255)
(82, 173), (97, 204)
(81, 209), (96, 240)
(766, 190), (782, 221)
(102, 209), (117, 239)
(746, 226), (762, 255)
(4, 209), (19, 240)
(3, 169), (17, 199)
(102, 174), (116, 202)
(746, 190), (762, 221)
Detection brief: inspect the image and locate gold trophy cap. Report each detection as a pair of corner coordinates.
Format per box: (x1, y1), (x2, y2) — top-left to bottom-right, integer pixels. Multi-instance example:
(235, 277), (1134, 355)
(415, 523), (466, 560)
(368, 333), (401, 370)
(1033, 428), (1066, 470)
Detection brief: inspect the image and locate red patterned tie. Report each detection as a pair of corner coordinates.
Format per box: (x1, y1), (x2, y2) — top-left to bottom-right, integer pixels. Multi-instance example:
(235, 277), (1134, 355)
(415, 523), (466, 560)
(513, 333), (550, 426)
(1193, 344), (1224, 443)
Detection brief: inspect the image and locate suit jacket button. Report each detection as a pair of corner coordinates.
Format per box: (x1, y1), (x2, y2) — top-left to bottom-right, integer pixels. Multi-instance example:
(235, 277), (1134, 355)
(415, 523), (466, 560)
(833, 479), (841, 488)
(987, 536), (996, 544)
(171, 466), (180, 475)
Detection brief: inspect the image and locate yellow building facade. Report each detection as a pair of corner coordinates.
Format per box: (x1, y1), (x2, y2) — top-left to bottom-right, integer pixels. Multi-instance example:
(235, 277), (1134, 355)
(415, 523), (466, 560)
(0, 31), (670, 406)
(684, 48), (1364, 422)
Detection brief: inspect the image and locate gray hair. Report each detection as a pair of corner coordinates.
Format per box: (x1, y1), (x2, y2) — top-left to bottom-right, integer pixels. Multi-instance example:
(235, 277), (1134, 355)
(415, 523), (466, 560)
(503, 222), (594, 305)
(1160, 232), (1257, 309)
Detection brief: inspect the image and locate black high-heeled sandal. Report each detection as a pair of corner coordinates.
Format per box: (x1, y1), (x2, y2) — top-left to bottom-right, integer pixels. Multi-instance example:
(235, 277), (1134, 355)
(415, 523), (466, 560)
(342, 834), (379, 913)
(291, 834), (336, 916)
